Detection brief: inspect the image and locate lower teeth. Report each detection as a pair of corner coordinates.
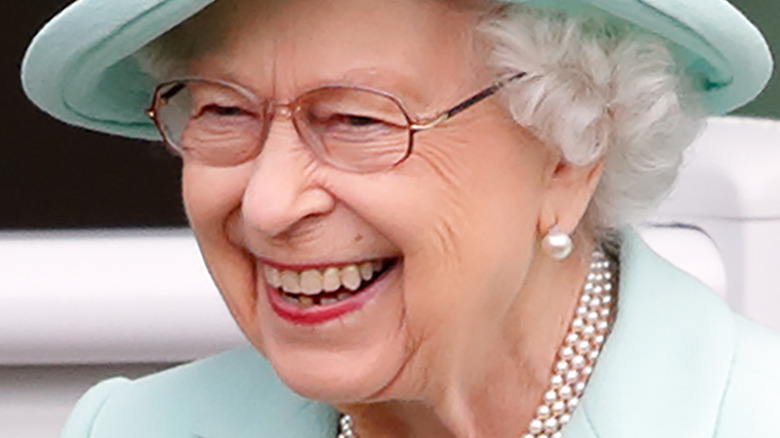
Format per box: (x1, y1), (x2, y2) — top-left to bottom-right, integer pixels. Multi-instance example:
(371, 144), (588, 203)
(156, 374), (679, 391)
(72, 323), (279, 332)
(282, 290), (356, 308)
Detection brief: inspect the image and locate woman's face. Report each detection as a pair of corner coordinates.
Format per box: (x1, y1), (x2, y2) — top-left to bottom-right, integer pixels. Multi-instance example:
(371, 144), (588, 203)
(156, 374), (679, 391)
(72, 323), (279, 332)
(183, 0), (560, 402)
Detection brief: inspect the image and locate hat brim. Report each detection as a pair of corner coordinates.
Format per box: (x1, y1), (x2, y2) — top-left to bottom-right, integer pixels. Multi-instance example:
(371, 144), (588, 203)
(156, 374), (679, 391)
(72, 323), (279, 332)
(22, 0), (773, 141)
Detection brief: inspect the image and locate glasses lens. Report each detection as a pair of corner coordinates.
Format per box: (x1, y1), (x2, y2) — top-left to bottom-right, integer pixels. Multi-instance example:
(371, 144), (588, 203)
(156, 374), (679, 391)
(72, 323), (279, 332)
(294, 87), (410, 172)
(154, 80), (265, 166)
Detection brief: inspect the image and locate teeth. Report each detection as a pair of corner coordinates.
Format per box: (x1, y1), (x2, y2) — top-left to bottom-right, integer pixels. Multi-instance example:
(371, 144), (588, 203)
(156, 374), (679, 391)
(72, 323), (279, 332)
(264, 265), (282, 289)
(263, 259), (388, 296)
(337, 292), (353, 301)
(322, 267), (341, 292)
(280, 270), (301, 293)
(341, 265), (361, 291)
(300, 270), (323, 295)
(359, 262), (373, 281)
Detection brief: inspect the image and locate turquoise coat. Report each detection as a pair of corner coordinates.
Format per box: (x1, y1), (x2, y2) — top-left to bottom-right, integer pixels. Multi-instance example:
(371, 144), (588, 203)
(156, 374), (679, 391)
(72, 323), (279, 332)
(60, 231), (780, 438)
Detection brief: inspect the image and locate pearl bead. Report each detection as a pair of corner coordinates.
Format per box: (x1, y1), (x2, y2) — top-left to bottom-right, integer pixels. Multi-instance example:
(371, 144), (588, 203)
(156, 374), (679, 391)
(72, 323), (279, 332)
(522, 434), (534, 438)
(572, 355), (586, 369)
(537, 404), (551, 419)
(551, 400), (566, 415)
(555, 360), (569, 373)
(550, 374), (564, 388)
(559, 413), (572, 425)
(583, 325), (596, 337)
(565, 333), (579, 345)
(580, 294), (592, 304)
(589, 297), (602, 308)
(592, 285), (603, 295)
(558, 385), (573, 399)
(589, 350), (600, 361)
(576, 305), (588, 316)
(582, 365), (594, 376)
(565, 369), (579, 383)
(542, 227), (573, 260)
(604, 283), (613, 292)
(560, 346), (575, 360)
(544, 390), (558, 404)
(599, 308), (610, 318)
(552, 432), (563, 438)
(584, 282), (594, 293)
(596, 320), (609, 333)
(602, 293), (612, 303)
(544, 417), (559, 432)
(571, 318), (585, 331)
(593, 334), (605, 345)
(567, 397), (580, 410)
(529, 419), (544, 434)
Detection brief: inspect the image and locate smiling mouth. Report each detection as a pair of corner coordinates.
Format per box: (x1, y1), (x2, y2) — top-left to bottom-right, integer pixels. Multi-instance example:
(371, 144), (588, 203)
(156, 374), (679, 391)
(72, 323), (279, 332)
(262, 258), (399, 308)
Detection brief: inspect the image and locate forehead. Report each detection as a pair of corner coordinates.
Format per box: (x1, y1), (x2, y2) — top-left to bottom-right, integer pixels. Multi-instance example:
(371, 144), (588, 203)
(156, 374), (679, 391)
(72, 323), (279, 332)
(188, 0), (486, 106)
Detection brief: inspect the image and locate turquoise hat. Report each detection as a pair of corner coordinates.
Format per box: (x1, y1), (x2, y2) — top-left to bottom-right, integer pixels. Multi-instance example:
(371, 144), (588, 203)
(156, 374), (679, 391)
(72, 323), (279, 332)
(22, 0), (773, 140)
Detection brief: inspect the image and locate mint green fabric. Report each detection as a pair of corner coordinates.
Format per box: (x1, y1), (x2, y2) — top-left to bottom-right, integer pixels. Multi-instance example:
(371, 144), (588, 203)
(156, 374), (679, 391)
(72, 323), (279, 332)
(23, 0), (773, 142)
(59, 230), (780, 438)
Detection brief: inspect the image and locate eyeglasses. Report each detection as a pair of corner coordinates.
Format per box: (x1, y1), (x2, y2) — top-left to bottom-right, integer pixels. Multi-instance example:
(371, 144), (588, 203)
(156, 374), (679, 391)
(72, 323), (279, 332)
(147, 71), (527, 173)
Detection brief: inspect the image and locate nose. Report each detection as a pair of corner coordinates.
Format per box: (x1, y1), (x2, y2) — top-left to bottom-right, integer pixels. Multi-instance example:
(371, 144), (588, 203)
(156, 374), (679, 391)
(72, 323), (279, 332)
(241, 114), (335, 237)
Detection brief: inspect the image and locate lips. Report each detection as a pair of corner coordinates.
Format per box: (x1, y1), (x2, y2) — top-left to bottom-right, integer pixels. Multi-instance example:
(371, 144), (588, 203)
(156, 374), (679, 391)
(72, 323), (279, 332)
(261, 258), (399, 325)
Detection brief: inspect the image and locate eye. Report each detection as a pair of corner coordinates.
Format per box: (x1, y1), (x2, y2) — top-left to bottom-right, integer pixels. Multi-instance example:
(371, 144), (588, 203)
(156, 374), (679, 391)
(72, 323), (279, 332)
(198, 104), (252, 118)
(333, 114), (385, 127)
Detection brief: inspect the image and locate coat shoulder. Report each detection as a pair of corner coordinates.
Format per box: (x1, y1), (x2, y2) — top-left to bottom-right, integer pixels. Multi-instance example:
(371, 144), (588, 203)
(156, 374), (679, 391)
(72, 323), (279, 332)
(715, 315), (780, 437)
(59, 348), (329, 438)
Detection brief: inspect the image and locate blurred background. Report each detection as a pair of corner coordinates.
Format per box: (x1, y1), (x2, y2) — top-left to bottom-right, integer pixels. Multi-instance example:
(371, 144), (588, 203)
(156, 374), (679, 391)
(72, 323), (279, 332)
(1, 1), (778, 437)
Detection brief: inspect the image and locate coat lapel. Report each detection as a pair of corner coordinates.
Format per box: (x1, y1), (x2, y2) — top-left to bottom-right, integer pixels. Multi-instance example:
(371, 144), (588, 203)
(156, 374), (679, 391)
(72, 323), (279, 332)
(566, 230), (736, 438)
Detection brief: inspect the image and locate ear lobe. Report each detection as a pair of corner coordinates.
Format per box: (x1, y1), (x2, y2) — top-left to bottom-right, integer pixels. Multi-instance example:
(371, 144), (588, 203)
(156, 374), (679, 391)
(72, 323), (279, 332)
(538, 158), (604, 235)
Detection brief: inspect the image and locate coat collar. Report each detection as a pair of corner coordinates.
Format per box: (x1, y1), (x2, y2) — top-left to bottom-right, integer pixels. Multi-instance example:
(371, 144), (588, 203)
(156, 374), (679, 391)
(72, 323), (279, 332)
(565, 229), (737, 438)
(192, 229), (737, 438)
(191, 350), (339, 438)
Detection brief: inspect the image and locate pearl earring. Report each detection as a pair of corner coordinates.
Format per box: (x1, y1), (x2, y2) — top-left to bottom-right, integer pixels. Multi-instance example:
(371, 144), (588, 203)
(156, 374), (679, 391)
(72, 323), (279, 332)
(542, 225), (573, 260)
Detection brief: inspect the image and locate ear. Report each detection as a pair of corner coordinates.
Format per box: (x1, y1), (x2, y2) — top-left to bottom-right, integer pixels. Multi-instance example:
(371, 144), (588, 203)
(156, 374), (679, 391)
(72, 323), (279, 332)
(537, 156), (604, 236)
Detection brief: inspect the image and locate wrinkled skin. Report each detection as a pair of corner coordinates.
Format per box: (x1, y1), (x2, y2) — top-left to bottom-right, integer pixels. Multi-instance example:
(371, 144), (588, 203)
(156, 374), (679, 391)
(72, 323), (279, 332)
(180, 0), (603, 436)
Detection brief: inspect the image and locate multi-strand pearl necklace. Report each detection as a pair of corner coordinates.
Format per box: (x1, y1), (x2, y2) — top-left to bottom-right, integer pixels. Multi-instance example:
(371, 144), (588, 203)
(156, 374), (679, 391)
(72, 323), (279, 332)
(338, 250), (616, 438)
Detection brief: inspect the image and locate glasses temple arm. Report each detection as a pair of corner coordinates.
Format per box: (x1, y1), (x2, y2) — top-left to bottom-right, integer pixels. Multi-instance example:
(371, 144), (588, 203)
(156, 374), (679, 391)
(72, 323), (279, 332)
(411, 71), (527, 131)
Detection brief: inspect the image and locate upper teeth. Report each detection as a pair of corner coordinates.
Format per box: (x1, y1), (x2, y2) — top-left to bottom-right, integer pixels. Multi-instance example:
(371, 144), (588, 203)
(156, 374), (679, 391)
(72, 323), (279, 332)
(263, 260), (384, 295)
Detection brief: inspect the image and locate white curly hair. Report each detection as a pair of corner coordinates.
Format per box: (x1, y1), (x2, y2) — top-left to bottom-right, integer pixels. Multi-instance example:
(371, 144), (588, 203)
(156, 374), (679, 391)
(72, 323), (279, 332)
(480, 4), (704, 235)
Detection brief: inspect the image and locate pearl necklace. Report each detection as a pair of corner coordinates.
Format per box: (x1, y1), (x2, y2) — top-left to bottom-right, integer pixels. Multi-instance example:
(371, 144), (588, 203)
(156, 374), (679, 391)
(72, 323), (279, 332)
(338, 250), (616, 438)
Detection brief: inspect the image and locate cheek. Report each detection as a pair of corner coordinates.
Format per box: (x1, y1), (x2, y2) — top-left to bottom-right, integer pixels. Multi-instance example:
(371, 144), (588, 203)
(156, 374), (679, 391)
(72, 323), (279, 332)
(181, 163), (252, 235)
(337, 118), (549, 338)
(181, 162), (261, 332)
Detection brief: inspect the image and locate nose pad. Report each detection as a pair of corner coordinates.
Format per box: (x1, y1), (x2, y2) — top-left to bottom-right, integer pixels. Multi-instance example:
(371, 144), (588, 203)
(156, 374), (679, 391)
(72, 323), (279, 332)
(241, 113), (335, 237)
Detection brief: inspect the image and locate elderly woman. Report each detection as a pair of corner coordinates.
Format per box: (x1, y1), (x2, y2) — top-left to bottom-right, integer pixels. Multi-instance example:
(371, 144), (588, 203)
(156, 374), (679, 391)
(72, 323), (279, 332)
(21, 0), (779, 437)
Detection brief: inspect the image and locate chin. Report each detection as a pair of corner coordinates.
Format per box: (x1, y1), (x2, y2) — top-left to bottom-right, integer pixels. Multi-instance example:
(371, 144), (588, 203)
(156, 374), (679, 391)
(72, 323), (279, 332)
(242, 257), (413, 403)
